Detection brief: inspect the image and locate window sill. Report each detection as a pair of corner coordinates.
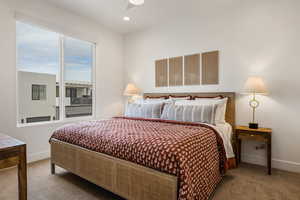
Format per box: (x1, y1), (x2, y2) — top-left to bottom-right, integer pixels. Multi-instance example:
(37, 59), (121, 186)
(16, 115), (96, 128)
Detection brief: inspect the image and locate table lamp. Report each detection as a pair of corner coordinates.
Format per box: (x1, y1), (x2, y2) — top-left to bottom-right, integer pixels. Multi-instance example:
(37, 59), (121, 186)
(243, 76), (268, 129)
(124, 83), (140, 103)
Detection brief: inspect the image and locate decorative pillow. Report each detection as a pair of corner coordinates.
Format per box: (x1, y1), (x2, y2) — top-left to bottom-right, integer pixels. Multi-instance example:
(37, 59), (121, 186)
(175, 98), (228, 124)
(125, 103), (164, 119)
(194, 98), (227, 124)
(161, 104), (218, 125)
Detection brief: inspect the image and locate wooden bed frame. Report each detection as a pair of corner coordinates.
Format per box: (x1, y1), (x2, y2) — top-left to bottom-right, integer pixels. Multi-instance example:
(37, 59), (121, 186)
(50, 92), (235, 200)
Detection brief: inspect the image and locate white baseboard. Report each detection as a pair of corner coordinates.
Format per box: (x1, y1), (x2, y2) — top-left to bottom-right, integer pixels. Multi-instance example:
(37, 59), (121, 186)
(242, 154), (300, 173)
(272, 159), (300, 173)
(28, 151), (50, 163)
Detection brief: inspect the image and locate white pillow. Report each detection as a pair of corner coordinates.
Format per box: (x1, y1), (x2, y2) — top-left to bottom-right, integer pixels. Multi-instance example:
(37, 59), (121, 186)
(133, 98), (146, 104)
(134, 98), (173, 104)
(175, 98), (228, 124)
(161, 103), (218, 125)
(169, 96), (191, 100)
(125, 102), (164, 119)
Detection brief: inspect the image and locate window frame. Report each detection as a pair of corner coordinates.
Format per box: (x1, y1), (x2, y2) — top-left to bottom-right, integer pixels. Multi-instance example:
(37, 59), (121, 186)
(16, 20), (97, 127)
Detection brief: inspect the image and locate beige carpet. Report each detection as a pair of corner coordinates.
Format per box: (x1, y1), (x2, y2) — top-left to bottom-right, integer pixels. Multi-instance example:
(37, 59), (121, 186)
(0, 159), (300, 200)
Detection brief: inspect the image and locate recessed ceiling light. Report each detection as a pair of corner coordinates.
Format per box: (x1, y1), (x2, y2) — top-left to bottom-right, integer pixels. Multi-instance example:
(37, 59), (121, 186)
(129, 0), (144, 6)
(123, 16), (130, 21)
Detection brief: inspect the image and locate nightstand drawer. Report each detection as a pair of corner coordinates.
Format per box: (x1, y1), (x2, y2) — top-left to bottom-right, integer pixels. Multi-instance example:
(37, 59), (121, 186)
(238, 132), (268, 142)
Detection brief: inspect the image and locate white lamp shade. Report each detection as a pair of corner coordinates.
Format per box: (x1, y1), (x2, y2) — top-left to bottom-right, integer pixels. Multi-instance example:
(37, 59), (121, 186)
(124, 83), (140, 96)
(243, 76), (268, 94)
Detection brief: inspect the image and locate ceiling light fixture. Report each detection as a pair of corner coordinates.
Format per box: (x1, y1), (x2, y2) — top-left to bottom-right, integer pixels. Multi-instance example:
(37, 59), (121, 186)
(123, 16), (130, 21)
(129, 0), (144, 6)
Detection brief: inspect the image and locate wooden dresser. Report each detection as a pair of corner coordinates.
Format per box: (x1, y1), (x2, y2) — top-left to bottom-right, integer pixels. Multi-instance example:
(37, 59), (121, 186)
(0, 133), (27, 200)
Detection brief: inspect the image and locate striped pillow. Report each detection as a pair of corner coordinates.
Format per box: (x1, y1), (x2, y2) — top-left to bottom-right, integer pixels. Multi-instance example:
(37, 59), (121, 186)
(161, 104), (218, 125)
(125, 103), (164, 119)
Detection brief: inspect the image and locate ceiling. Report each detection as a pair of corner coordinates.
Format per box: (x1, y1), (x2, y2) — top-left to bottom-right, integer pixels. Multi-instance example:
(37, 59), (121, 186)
(46, 0), (234, 34)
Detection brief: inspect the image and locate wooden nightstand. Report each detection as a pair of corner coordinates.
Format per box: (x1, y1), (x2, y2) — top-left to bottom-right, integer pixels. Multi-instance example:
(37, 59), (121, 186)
(0, 133), (27, 199)
(235, 126), (272, 175)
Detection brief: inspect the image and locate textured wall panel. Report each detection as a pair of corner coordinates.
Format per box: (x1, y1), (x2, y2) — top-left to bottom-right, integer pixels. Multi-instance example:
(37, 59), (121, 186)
(184, 54), (200, 85)
(202, 51), (219, 85)
(155, 59), (168, 87)
(169, 56), (183, 86)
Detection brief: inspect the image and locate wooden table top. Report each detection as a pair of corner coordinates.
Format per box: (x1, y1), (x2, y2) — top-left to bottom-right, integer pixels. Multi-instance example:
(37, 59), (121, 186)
(236, 126), (272, 133)
(0, 133), (25, 151)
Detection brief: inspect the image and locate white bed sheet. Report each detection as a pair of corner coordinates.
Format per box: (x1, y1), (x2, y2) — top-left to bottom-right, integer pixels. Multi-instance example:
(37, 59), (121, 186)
(206, 122), (235, 159)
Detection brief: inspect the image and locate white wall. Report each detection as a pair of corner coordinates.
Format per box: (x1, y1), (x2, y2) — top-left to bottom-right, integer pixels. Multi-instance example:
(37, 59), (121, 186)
(124, 0), (300, 172)
(0, 0), (124, 162)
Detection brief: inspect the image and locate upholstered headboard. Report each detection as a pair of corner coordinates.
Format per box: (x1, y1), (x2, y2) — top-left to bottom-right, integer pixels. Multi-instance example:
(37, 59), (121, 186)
(143, 92), (236, 128)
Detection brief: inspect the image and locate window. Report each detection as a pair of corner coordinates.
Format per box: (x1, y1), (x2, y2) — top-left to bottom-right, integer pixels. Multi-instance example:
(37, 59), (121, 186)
(32, 85), (47, 100)
(64, 37), (94, 118)
(16, 21), (95, 125)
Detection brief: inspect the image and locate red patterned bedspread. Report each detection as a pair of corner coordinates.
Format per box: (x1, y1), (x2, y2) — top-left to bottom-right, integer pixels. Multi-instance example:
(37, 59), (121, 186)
(50, 117), (227, 200)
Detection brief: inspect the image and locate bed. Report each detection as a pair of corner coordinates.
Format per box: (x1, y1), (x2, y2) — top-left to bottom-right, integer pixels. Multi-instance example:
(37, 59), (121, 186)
(50, 92), (236, 200)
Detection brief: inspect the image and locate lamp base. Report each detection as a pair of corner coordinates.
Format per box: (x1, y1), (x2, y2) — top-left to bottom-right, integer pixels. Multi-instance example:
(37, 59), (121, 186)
(249, 123), (258, 129)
